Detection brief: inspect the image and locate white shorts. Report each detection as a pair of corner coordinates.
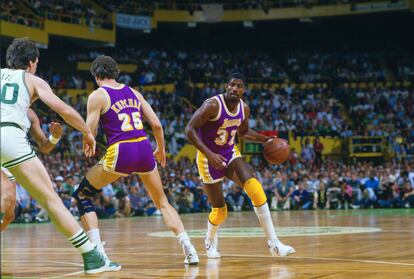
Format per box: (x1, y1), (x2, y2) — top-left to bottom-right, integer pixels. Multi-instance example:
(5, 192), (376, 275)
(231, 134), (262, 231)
(1, 167), (15, 181)
(1, 124), (36, 169)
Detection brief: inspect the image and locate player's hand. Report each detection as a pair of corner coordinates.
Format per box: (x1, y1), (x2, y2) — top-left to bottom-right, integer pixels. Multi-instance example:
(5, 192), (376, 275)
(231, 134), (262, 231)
(207, 152), (227, 170)
(49, 122), (63, 138)
(82, 132), (96, 157)
(154, 146), (166, 168)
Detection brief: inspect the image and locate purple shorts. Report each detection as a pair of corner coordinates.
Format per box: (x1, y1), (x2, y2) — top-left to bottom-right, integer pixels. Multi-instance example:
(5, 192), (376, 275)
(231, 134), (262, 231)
(99, 137), (156, 176)
(196, 145), (242, 184)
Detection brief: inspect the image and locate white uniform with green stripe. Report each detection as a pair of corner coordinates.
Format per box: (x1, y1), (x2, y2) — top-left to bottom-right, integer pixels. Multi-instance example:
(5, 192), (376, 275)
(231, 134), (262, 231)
(1, 68), (36, 169)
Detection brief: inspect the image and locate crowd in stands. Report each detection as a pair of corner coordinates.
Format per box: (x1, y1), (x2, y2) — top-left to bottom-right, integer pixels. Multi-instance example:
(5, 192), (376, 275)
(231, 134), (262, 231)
(14, 133), (414, 224)
(4, 41), (413, 224)
(66, 48), (412, 85)
(2, 0), (112, 29)
(12, 75), (414, 225)
(100, 0), (375, 16)
(1, 1), (42, 28)
(29, 0), (113, 29)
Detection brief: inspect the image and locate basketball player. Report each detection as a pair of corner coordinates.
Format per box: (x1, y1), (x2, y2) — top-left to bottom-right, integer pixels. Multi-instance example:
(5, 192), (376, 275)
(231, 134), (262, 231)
(1, 109), (63, 230)
(72, 55), (199, 266)
(185, 73), (295, 258)
(1, 38), (111, 274)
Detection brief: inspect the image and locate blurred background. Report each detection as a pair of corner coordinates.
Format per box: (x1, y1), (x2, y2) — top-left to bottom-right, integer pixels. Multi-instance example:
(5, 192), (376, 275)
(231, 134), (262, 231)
(1, 0), (413, 223)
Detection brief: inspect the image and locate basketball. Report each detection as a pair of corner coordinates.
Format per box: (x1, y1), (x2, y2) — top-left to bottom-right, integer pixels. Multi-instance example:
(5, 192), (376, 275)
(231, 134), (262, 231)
(263, 138), (290, 165)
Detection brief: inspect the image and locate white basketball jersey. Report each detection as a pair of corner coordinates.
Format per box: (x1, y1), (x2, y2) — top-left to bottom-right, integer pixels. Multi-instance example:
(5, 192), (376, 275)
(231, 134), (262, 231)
(1, 68), (31, 132)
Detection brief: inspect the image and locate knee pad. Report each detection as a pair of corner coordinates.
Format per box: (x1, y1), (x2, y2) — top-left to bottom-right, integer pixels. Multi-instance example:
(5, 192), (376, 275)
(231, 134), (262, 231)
(72, 178), (101, 216)
(208, 205), (227, 226)
(244, 178), (267, 207)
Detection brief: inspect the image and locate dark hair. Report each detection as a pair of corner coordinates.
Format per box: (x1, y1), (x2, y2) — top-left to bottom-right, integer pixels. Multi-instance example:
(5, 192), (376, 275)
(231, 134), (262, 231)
(90, 55), (120, 80)
(227, 73), (246, 86)
(6, 38), (39, 70)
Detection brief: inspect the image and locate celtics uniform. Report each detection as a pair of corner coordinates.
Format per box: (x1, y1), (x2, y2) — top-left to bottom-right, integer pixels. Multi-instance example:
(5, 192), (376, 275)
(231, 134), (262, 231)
(1, 68), (36, 169)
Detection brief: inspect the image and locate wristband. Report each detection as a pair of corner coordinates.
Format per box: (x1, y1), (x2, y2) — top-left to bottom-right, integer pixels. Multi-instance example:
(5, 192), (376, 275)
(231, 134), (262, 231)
(48, 135), (61, 144)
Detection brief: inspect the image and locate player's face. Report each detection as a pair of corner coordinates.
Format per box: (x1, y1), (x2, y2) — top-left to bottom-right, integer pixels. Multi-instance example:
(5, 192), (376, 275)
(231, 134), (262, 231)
(226, 78), (245, 102)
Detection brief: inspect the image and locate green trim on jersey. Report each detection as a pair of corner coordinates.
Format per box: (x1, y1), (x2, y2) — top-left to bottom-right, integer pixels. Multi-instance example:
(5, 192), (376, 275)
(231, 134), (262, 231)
(22, 70), (30, 100)
(0, 122), (23, 130)
(2, 150), (36, 168)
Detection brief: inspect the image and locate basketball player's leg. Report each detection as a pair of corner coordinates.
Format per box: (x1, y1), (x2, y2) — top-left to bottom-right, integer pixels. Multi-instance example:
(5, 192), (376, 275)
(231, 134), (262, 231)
(226, 158), (295, 257)
(77, 164), (120, 231)
(203, 182), (227, 258)
(196, 150), (228, 258)
(139, 168), (199, 265)
(73, 163), (122, 271)
(1, 170), (16, 231)
(9, 158), (110, 273)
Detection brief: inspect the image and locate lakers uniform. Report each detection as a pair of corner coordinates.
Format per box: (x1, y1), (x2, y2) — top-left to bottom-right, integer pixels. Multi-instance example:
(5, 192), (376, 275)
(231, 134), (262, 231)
(196, 94), (244, 184)
(99, 85), (156, 176)
(1, 68), (36, 169)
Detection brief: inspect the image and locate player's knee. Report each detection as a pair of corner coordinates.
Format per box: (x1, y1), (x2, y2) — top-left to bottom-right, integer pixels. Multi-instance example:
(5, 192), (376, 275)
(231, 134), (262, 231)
(72, 178), (101, 216)
(208, 204), (227, 226)
(243, 178), (267, 207)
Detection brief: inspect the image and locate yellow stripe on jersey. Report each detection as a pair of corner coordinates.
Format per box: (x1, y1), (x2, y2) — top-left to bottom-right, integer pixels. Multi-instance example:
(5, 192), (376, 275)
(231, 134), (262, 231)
(233, 145), (241, 157)
(115, 137), (147, 145)
(100, 137), (147, 173)
(101, 142), (117, 171)
(196, 151), (213, 183)
(100, 88), (112, 115)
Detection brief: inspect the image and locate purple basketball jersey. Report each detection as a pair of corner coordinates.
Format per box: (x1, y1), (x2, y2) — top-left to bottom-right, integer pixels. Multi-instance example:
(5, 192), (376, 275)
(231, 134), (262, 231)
(198, 94), (245, 156)
(100, 85), (147, 146)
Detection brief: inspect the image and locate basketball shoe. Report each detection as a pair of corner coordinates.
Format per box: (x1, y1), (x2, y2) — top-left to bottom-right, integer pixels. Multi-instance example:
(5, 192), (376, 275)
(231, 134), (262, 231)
(95, 241), (122, 272)
(267, 240), (295, 257)
(82, 246), (121, 274)
(183, 243), (199, 265)
(205, 236), (221, 258)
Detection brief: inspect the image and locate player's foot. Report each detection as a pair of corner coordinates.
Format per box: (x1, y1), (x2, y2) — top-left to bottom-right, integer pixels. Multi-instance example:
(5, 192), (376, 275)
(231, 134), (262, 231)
(83, 246), (121, 274)
(205, 237), (221, 259)
(96, 241), (122, 272)
(267, 240), (295, 257)
(183, 243), (199, 265)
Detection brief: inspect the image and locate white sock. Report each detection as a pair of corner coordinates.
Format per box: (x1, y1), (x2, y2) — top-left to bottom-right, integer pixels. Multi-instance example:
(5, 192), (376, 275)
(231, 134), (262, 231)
(68, 229), (95, 254)
(253, 203), (280, 244)
(87, 228), (102, 245)
(206, 220), (219, 241)
(177, 232), (191, 246)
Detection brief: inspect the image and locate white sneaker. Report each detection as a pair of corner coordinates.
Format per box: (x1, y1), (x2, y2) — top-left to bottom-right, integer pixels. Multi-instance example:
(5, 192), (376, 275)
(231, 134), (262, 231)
(183, 243), (199, 265)
(205, 237), (221, 258)
(267, 240), (295, 257)
(96, 241), (122, 271)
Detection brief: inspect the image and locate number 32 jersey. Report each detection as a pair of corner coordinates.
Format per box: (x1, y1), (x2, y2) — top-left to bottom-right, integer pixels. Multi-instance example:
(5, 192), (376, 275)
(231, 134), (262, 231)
(100, 85), (147, 147)
(1, 68), (31, 132)
(198, 94), (245, 155)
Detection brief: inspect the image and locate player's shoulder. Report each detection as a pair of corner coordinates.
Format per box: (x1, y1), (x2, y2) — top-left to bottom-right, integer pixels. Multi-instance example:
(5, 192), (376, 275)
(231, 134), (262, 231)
(129, 87), (144, 100)
(88, 87), (109, 104)
(25, 71), (44, 85)
(203, 95), (220, 109)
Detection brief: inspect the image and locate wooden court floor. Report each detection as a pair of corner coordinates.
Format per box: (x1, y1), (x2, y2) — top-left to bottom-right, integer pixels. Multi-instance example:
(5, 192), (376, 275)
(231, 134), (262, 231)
(1, 209), (414, 278)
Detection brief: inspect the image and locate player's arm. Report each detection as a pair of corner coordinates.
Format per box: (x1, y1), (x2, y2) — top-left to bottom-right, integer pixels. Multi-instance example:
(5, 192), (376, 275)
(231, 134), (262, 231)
(133, 90), (166, 167)
(28, 109), (62, 154)
(28, 73), (95, 157)
(86, 89), (106, 138)
(185, 98), (227, 170)
(238, 103), (272, 143)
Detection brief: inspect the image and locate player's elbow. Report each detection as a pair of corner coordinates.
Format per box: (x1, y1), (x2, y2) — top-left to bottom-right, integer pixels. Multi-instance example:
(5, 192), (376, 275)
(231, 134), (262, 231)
(184, 125), (192, 140)
(151, 121), (162, 131)
(59, 106), (75, 120)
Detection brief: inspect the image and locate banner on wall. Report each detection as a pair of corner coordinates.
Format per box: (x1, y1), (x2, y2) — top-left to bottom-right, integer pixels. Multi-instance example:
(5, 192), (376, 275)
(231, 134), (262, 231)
(116, 14), (151, 30)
